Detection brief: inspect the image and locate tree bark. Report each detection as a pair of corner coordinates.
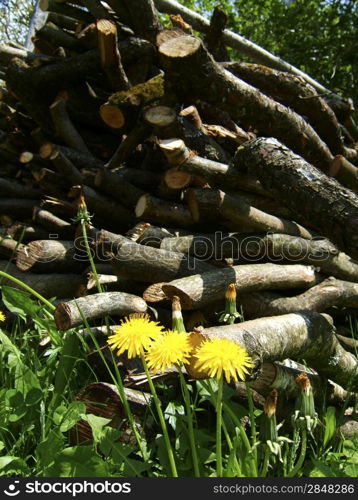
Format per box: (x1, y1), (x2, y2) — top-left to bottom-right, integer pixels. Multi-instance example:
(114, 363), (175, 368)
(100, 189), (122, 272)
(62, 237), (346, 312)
(238, 277), (358, 319)
(223, 62), (347, 158)
(94, 168), (145, 208)
(54, 291), (148, 330)
(159, 35), (338, 174)
(135, 193), (194, 228)
(201, 311), (358, 391)
(233, 137), (358, 260)
(111, 240), (215, 283)
(149, 263), (319, 309)
(121, 0), (161, 44)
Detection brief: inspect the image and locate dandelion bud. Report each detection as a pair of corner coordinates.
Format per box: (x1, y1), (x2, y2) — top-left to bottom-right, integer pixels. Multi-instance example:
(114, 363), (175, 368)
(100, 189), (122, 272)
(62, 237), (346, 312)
(171, 295), (186, 333)
(292, 373), (318, 431)
(219, 283), (242, 325)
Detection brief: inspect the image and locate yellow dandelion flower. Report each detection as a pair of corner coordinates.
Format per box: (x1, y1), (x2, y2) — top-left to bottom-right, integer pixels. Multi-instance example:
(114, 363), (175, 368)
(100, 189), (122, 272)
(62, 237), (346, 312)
(107, 313), (164, 358)
(0, 311), (5, 322)
(146, 330), (192, 373)
(194, 337), (254, 383)
(185, 330), (207, 379)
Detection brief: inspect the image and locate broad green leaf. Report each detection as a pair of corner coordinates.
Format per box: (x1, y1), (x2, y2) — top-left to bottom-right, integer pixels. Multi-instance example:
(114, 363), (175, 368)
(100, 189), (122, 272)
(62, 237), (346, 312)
(81, 414), (112, 444)
(53, 402), (86, 432)
(46, 446), (110, 477)
(323, 407), (336, 448)
(36, 429), (65, 468)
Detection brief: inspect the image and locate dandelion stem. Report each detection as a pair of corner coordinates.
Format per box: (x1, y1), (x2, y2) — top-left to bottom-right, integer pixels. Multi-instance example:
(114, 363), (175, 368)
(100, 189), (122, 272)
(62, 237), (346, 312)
(216, 377), (224, 477)
(141, 354), (178, 477)
(178, 369), (200, 477)
(288, 429), (307, 477)
(80, 220), (103, 294)
(0, 270), (55, 311)
(260, 447), (270, 477)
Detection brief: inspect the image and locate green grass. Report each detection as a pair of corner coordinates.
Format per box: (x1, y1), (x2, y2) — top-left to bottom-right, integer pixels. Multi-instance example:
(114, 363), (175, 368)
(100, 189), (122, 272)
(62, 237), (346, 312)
(0, 284), (358, 477)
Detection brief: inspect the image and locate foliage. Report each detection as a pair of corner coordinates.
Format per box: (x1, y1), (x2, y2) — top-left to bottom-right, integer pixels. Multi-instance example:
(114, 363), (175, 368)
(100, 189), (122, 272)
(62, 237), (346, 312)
(181, 0), (357, 108)
(0, 0), (36, 45)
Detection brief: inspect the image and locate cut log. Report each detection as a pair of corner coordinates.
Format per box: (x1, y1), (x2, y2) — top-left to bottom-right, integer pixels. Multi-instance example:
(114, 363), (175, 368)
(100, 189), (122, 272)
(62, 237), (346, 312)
(50, 147), (83, 185)
(32, 207), (73, 237)
(158, 138), (267, 196)
(94, 168), (145, 208)
(121, 0), (161, 44)
(238, 277), (358, 318)
(148, 263), (319, 309)
(96, 19), (130, 92)
(201, 311), (358, 391)
(39, 142), (103, 170)
(54, 291), (148, 330)
(223, 62), (346, 158)
(233, 137), (358, 260)
(0, 177), (42, 199)
(111, 240), (215, 283)
(0, 260), (84, 298)
(135, 193), (194, 228)
(16, 239), (85, 273)
(159, 35), (338, 174)
(40, 0), (93, 24)
(185, 188), (314, 239)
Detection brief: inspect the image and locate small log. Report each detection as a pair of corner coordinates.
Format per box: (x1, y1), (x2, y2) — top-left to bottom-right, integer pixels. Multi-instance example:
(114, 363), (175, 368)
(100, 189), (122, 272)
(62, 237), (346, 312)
(94, 168), (145, 208)
(105, 122), (150, 169)
(40, 0), (93, 24)
(159, 138), (267, 196)
(50, 148), (83, 185)
(204, 6), (229, 61)
(32, 207), (73, 237)
(111, 240), (215, 283)
(0, 260), (83, 298)
(16, 239), (85, 273)
(6, 223), (50, 243)
(70, 185), (136, 232)
(201, 311), (358, 391)
(97, 19), (130, 91)
(233, 137), (358, 260)
(121, 0), (161, 44)
(32, 168), (68, 198)
(153, 263), (319, 309)
(94, 228), (130, 253)
(35, 22), (82, 52)
(144, 105), (230, 163)
(159, 35), (335, 173)
(54, 291), (148, 330)
(39, 142), (103, 170)
(46, 11), (81, 32)
(82, 0), (111, 19)
(100, 74), (164, 130)
(85, 272), (148, 296)
(135, 193), (194, 228)
(238, 278), (358, 319)
(0, 237), (24, 259)
(185, 188), (314, 239)
(50, 93), (91, 154)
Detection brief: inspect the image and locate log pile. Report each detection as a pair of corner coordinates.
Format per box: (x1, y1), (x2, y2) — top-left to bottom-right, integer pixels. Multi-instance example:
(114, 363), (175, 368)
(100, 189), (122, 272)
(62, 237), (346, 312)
(1, 0), (358, 405)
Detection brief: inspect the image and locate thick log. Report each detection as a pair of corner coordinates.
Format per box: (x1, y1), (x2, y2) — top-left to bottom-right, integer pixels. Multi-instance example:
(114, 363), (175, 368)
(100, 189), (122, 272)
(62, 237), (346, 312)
(201, 311), (358, 391)
(0, 260), (83, 298)
(149, 263), (319, 309)
(97, 19), (130, 91)
(185, 188), (314, 239)
(54, 291), (148, 330)
(6, 223), (50, 243)
(238, 278), (358, 319)
(159, 36), (343, 175)
(111, 240), (215, 283)
(35, 22), (82, 52)
(32, 207), (73, 237)
(32, 168), (68, 198)
(16, 239), (85, 273)
(0, 199), (38, 219)
(135, 193), (194, 228)
(223, 62), (346, 158)
(233, 137), (358, 260)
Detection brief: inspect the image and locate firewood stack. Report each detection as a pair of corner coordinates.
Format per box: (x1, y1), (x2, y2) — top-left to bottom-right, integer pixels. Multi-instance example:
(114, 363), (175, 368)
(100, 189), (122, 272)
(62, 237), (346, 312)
(1, 0), (358, 397)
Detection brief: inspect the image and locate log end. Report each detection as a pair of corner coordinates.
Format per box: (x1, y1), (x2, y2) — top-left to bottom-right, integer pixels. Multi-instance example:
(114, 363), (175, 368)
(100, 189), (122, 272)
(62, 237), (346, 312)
(161, 283), (194, 309)
(54, 301), (73, 331)
(143, 282), (168, 303)
(144, 105), (176, 128)
(164, 166), (192, 189)
(135, 194), (150, 218)
(159, 35), (201, 59)
(100, 103), (125, 129)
